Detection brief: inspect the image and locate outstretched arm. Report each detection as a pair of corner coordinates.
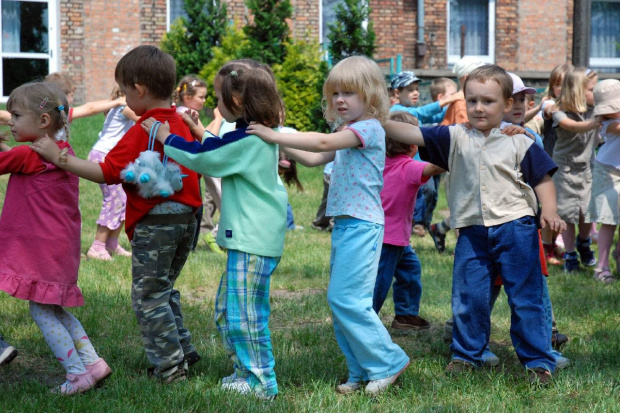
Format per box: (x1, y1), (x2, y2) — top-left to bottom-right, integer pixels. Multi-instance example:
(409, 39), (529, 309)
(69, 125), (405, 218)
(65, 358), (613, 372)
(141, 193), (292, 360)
(422, 163), (445, 177)
(383, 120), (425, 146)
(534, 175), (566, 232)
(281, 146), (336, 167)
(557, 117), (601, 133)
(71, 98), (125, 120)
(247, 122), (361, 152)
(30, 136), (105, 182)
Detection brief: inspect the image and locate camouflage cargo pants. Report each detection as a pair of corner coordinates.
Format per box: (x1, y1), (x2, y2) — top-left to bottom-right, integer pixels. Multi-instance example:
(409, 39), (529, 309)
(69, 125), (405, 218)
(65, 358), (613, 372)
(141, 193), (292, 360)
(130, 213), (196, 378)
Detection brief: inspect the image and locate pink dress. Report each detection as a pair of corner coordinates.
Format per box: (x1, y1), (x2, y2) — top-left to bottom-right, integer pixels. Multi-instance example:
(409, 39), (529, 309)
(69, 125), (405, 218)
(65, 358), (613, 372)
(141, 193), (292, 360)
(0, 142), (83, 307)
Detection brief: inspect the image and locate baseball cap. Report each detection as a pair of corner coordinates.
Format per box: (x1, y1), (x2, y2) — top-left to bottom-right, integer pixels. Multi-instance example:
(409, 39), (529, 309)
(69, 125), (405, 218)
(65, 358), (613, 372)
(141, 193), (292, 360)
(508, 72), (537, 95)
(390, 71), (420, 90)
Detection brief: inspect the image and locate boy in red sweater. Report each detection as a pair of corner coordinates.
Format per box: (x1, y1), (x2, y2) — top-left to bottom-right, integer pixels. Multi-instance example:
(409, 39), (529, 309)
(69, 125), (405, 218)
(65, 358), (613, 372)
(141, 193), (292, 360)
(32, 45), (202, 383)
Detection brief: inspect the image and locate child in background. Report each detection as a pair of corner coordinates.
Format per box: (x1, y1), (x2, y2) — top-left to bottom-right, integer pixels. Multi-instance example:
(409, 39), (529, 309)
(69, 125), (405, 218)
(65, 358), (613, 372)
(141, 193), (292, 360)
(412, 77), (457, 237)
(586, 79), (620, 283)
(428, 57), (486, 253)
(33, 46), (203, 384)
(373, 111), (444, 330)
(174, 75), (224, 253)
(248, 55), (410, 395)
(385, 65), (565, 385)
(0, 82), (110, 394)
(540, 63), (573, 265)
(45, 72), (125, 122)
(86, 86), (138, 260)
(390, 71), (463, 124)
(143, 59), (287, 400)
(552, 67), (601, 273)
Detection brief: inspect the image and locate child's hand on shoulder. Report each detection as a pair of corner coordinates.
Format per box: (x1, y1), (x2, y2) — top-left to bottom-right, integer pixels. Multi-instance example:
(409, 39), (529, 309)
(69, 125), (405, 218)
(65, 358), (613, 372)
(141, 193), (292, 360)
(247, 122), (278, 143)
(540, 209), (567, 233)
(140, 118), (171, 144)
(30, 135), (62, 164)
(501, 124), (537, 140)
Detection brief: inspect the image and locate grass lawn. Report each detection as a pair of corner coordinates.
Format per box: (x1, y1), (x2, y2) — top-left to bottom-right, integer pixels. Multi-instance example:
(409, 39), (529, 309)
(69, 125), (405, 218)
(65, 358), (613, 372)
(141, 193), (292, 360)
(0, 113), (619, 412)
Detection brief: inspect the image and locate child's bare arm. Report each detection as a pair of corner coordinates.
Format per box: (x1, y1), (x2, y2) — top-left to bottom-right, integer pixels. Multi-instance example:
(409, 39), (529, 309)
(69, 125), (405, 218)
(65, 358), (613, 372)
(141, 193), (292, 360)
(604, 121), (620, 135)
(383, 120), (425, 146)
(30, 136), (105, 182)
(438, 90), (464, 108)
(121, 106), (140, 122)
(557, 117), (601, 133)
(247, 122), (361, 152)
(0, 109), (10, 125)
(534, 175), (567, 232)
(205, 108), (224, 136)
(71, 98), (125, 120)
(281, 146), (335, 167)
(422, 163), (445, 177)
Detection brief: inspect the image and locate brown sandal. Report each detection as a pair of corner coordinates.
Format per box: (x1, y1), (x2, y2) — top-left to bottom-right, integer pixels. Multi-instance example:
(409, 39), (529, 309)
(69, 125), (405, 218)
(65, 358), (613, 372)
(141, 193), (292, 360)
(594, 268), (616, 284)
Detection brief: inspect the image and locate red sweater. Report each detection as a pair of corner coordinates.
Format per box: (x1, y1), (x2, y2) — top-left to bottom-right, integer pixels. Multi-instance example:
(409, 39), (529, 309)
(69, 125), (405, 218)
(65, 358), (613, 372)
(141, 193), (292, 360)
(99, 107), (202, 239)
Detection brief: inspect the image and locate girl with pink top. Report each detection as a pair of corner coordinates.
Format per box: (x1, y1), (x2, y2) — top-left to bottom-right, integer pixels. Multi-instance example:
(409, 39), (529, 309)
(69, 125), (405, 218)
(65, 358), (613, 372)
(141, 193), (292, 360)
(0, 82), (110, 395)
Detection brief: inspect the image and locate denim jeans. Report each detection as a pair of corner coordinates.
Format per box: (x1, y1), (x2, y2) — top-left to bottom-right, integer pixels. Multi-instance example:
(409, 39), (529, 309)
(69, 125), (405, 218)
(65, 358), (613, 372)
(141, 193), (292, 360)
(328, 218), (410, 382)
(373, 244), (422, 316)
(450, 216), (555, 371)
(412, 175), (438, 228)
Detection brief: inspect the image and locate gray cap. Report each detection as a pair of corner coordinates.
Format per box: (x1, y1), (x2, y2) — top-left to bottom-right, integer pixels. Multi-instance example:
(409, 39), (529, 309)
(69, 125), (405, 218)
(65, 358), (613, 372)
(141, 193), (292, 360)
(390, 71), (420, 90)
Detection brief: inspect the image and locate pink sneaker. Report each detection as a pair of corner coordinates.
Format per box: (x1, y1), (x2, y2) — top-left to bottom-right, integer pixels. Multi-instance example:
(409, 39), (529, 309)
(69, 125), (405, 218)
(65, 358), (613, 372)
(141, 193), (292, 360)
(85, 358), (112, 386)
(54, 370), (95, 395)
(107, 245), (132, 257)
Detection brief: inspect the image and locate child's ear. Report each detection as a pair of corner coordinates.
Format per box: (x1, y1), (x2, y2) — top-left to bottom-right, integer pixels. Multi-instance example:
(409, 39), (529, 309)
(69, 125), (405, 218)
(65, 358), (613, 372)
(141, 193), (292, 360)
(134, 83), (148, 98)
(504, 97), (514, 113)
(38, 113), (51, 129)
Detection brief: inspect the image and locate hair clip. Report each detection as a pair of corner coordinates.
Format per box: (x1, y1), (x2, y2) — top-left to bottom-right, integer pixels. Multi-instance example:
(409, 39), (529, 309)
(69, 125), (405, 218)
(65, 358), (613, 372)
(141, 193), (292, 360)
(182, 84), (187, 92)
(58, 105), (65, 111)
(191, 79), (197, 87)
(176, 86), (181, 92)
(230, 71), (238, 78)
(39, 97), (49, 109)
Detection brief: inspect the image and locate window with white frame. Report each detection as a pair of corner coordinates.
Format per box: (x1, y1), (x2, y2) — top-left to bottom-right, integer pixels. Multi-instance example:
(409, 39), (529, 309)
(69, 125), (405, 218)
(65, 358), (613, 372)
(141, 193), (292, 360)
(447, 0), (495, 66)
(167, 0), (187, 30)
(590, 0), (620, 73)
(320, 0), (344, 46)
(0, 0), (57, 100)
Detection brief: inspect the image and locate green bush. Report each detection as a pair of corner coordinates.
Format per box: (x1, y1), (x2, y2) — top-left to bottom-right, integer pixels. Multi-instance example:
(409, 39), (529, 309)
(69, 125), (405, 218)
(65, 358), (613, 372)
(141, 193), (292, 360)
(327, 0), (376, 64)
(274, 39), (328, 132)
(198, 23), (250, 108)
(243, 0), (293, 66)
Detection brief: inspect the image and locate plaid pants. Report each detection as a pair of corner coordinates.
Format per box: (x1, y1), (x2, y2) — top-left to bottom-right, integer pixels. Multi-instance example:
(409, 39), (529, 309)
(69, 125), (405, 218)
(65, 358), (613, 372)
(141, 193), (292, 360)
(215, 250), (279, 397)
(131, 215), (196, 378)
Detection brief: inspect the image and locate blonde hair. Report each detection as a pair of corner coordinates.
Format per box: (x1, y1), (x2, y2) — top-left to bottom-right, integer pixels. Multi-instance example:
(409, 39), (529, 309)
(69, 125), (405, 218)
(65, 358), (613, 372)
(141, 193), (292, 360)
(323, 56), (390, 123)
(556, 67), (598, 113)
(7, 82), (70, 140)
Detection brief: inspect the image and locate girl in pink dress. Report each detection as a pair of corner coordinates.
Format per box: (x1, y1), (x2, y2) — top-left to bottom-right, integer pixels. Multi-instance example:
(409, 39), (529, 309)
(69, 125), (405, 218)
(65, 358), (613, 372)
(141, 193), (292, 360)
(0, 82), (110, 395)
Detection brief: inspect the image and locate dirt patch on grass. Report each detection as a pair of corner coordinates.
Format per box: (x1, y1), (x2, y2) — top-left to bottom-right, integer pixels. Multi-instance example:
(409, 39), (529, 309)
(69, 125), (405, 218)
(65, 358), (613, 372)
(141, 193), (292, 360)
(0, 355), (62, 388)
(270, 288), (325, 299)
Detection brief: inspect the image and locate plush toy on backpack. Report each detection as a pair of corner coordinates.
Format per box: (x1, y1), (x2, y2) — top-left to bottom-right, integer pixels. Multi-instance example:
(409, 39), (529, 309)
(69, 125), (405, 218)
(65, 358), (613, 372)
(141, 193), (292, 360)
(120, 121), (185, 198)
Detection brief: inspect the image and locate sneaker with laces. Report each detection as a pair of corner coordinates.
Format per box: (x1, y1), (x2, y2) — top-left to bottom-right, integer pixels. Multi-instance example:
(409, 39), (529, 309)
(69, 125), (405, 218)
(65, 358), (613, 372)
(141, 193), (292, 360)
(445, 359), (475, 374)
(391, 315), (431, 330)
(551, 332), (569, 350)
(429, 223), (446, 253)
(0, 335), (17, 366)
(54, 370), (96, 395)
(184, 350), (201, 367)
(336, 381), (362, 394)
(147, 364), (187, 384)
(563, 252), (580, 273)
(527, 367), (552, 386)
(85, 358), (112, 386)
(364, 361), (409, 395)
(575, 237), (597, 266)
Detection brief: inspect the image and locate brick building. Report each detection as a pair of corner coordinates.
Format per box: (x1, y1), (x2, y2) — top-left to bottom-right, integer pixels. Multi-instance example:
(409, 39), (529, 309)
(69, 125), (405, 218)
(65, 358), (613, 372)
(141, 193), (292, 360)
(0, 0), (617, 102)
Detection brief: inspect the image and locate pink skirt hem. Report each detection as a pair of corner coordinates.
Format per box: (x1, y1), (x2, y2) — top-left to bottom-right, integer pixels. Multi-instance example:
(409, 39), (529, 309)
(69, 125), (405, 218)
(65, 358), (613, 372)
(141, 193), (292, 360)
(0, 273), (84, 307)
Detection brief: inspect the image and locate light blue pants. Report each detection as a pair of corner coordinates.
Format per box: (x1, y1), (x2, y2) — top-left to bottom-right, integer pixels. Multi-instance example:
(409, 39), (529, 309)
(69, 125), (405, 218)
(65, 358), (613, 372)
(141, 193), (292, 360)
(327, 218), (410, 382)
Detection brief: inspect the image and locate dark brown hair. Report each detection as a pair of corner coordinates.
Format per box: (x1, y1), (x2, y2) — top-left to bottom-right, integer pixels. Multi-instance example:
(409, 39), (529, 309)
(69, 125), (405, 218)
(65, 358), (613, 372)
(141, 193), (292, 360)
(464, 64), (513, 102)
(386, 111), (418, 157)
(115, 45), (176, 100)
(215, 59), (284, 127)
(173, 75), (208, 106)
(7, 81), (70, 140)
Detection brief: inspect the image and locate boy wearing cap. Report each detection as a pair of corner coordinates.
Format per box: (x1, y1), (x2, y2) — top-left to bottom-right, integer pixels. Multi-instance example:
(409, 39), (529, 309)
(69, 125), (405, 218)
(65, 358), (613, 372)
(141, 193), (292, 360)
(390, 71), (463, 124)
(586, 79), (620, 284)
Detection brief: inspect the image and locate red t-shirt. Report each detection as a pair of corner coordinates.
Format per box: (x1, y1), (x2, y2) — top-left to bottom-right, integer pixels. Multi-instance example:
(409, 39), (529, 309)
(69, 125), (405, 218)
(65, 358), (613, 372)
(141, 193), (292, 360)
(99, 107), (202, 239)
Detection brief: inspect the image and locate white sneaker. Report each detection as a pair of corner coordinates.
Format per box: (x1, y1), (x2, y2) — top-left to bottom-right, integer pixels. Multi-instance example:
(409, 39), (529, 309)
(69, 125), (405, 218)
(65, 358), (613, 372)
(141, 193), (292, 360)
(336, 381), (362, 394)
(221, 372), (238, 384)
(0, 336), (17, 366)
(364, 361), (410, 395)
(221, 378), (252, 394)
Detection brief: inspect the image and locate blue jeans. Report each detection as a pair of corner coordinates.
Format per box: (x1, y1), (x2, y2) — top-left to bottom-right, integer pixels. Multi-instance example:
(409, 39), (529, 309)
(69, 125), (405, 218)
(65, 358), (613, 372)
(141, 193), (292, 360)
(373, 244), (422, 316)
(412, 176), (438, 228)
(451, 216), (555, 372)
(286, 203), (295, 230)
(327, 218), (410, 382)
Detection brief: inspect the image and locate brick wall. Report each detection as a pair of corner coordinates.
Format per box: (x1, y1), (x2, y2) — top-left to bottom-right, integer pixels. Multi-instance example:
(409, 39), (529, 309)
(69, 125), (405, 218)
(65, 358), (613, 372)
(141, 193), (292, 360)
(370, 1), (415, 70)
(291, 0), (319, 40)
(495, 0), (518, 71)
(59, 0), (86, 102)
(424, 0), (447, 70)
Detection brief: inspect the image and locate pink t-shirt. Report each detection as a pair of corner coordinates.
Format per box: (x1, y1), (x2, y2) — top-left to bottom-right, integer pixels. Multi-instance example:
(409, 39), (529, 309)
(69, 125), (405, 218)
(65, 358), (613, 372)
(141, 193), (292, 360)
(381, 155), (429, 246)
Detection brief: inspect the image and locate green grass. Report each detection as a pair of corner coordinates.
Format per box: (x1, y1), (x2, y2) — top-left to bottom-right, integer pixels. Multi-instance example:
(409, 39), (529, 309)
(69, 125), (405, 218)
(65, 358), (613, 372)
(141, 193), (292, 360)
(1, 114), (619, 412)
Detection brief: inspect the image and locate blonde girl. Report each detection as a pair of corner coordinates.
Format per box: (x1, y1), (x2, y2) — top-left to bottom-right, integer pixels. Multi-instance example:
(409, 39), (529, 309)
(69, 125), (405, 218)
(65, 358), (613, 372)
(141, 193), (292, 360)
(86, 86), (138, 260)
(552, 67), (601, 272)
(173, 75), (208, 129)
(586, 79), (620, 283)
(0, 82), (110, 395)
(142, 59), (288, 400)
(248, 56), (410, 395)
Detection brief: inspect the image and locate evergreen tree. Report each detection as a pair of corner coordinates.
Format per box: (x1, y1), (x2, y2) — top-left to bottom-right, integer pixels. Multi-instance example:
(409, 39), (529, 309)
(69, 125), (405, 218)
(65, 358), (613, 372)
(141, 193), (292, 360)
(243, 0), (293, 65)
(161, 0), (227, 78)
(327, 0), (376, 64)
